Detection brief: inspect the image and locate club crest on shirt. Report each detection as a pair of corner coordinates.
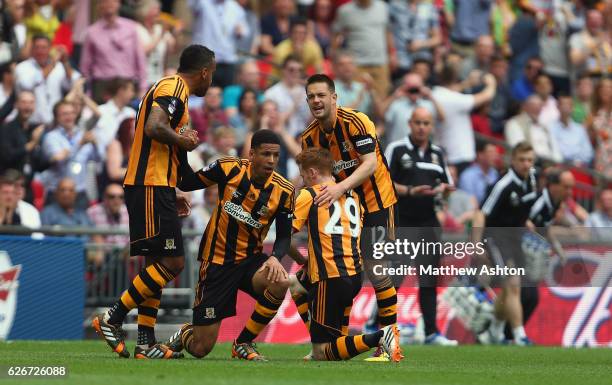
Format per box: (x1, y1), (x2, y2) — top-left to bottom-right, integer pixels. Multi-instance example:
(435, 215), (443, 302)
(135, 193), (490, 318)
(431, 153), (440, 166)
(341, 141), (354, 153)
(247, 192), (257, 201)
(227, 187), (242, 200)
(401, 153), (413, 169)
(510, 191), (520, 207)
(258, 205), (270, 217)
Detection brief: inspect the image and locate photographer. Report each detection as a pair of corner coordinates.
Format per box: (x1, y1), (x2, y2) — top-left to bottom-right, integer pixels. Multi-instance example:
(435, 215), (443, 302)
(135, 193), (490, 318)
(382, 72), (443, 146)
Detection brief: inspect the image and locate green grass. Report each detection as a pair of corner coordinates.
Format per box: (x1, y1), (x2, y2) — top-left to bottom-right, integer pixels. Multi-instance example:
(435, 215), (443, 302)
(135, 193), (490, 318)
(0, 341), (610, 385)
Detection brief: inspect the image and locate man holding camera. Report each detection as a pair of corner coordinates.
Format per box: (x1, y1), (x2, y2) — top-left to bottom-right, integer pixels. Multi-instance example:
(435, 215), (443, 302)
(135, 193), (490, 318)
(382, 72), (444, 146)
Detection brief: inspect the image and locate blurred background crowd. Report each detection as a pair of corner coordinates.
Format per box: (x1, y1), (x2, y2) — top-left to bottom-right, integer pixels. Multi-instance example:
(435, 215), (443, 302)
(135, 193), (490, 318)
(0, 0), (610, 255)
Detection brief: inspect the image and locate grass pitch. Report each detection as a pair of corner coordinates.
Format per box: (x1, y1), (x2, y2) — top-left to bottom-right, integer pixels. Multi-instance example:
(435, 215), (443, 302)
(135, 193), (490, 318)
(0, 341), (610, 385)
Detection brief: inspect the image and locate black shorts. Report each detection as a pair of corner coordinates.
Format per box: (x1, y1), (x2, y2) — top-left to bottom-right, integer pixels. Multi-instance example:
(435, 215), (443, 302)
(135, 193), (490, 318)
(309, 273), (362, 343)
(296, 267), (313, 292)
(192, 254), (269, 326)
(125, 185), (184, 257)
(484, 228), (526, 269)
(361, 204), (397, 261)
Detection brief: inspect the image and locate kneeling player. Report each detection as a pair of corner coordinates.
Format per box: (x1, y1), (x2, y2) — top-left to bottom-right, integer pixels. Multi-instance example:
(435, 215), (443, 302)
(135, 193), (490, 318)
(291, 148), (402, 362)
(165, 130), (294, 360)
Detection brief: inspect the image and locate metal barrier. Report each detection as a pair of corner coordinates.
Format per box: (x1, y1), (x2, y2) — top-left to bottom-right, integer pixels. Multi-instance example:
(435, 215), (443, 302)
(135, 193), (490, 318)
(0, 226), (203, 312)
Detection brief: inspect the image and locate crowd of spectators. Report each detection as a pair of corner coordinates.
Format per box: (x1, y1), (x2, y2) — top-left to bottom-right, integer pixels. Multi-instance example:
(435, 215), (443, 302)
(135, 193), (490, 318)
(0, 0), (610, 253)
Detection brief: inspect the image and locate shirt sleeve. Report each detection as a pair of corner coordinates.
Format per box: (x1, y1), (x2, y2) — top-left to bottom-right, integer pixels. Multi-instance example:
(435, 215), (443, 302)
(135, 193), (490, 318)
(152, 79), (186, 127)
(348, 112), (377, 155)
(292, 188), (313, 233)
(178, 157), (237, 191)
(481, 182), (506, 216)
(456, 93), (475, 113)
(271, 187), (295, 258)
(42, 132), (63, 161)
(504, 119), (526, 147)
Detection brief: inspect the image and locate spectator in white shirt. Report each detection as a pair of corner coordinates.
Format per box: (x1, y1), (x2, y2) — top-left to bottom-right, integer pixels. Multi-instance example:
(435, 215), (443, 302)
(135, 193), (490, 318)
(189, 0), (249, 88)
(549, 94), (594, 166)
(91, 78), (136, 160)
(0, 169), (40, 228)
(431, 65), (496, 173)
(505, 95), (563, 164)
(13, 170), (40, 229)
(534, 73), (559, 129)
(15, 35), (80, 125)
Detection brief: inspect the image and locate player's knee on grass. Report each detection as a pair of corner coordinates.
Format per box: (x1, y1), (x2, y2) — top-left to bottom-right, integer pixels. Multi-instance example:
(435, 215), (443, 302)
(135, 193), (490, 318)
(161, 256), (185, 275)
(189, 339), (214, 359)
(189, 324), (220, 358)
(311, 344), (327, 361)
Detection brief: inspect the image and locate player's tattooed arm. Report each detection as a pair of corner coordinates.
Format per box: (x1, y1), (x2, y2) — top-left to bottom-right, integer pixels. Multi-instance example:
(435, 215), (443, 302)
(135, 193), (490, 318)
(144, 106), (198, 151)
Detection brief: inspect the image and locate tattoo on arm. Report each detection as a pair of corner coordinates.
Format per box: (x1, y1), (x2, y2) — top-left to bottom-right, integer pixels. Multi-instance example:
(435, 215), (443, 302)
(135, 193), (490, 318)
(144, 106), (182, 146)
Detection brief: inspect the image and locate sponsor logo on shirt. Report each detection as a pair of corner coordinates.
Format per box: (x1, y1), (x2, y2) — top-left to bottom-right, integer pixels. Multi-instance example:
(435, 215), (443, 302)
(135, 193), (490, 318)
(168, 99), (177, 116)
(223, 201), (263, 228)
(333, 159), (359, 174)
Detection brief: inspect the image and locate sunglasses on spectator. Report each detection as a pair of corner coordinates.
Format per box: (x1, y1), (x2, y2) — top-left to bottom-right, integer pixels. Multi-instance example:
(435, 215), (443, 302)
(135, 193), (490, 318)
(286, 66), (303, 73)
(106, 194), (124, 200)
(407, 87), (421, 94)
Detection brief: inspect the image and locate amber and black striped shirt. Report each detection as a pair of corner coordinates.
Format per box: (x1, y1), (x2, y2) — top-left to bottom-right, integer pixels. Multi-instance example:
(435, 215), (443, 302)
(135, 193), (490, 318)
(180, 157), (295, 265)
(124, 75), (190, 187)
(293, 182), (363, 283)
(301, 107), (397, 214)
